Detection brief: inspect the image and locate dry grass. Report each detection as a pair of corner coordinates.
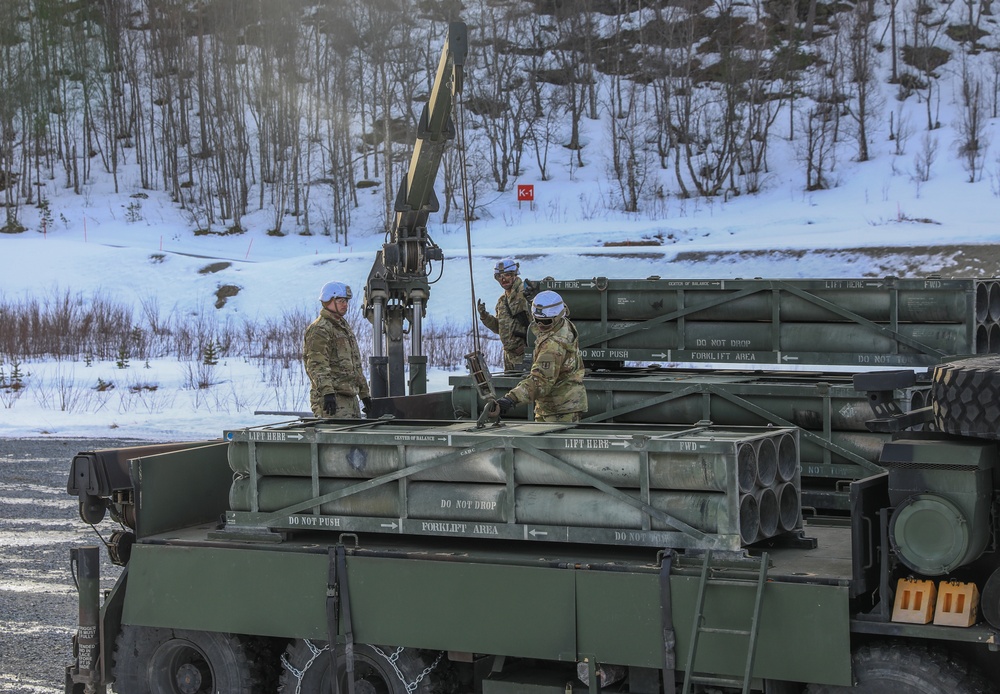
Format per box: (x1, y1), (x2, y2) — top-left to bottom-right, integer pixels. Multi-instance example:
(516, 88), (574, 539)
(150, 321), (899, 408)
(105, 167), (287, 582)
(0, 291), (503, 391)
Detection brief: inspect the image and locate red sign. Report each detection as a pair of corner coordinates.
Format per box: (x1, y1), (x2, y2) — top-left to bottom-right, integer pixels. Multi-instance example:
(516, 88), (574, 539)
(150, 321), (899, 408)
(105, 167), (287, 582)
(517, 184), (534, 202)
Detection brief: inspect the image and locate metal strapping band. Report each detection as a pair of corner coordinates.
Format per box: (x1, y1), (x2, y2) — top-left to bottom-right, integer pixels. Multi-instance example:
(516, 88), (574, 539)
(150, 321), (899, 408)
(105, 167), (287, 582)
(660, 550), (677, 694)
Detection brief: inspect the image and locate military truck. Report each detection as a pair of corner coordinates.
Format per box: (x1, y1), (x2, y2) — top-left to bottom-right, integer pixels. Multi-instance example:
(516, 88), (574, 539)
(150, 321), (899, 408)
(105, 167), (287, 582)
(63, 355), (1000, 694)
(63, 20), (1000, 694)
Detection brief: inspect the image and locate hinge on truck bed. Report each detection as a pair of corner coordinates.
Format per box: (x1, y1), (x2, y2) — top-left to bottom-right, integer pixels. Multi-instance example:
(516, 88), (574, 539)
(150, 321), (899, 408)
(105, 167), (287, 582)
(327, 544), (356, 694)
(659, 549), (677, 694)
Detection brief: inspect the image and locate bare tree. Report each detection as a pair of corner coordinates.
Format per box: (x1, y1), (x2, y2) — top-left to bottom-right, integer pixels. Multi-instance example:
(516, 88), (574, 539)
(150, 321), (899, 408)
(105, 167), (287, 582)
(911, 131), (937, 183)
(799, 72), (839, 191)
(738, 0), (784, 194)
(903, 0), (953, 130)
(551, 2), (594, 169)
(522, 12), (559, 181)
(990, 50), (1000, 118)
(467, 1), (528, 192)
(348, 0), (409, 232)
(148, 0), (196, 209)
(310, 0), (359, 243)
(671, 0), (766, 198)
(837, 3), (881, 162)
(957, 58), (989, 182)
(605, 79), (652, 212)
(0, 0), (32, 230)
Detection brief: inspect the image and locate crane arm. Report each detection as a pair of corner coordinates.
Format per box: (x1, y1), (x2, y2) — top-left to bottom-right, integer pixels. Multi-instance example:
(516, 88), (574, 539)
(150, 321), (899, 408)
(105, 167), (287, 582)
(364, 21), (468, 398)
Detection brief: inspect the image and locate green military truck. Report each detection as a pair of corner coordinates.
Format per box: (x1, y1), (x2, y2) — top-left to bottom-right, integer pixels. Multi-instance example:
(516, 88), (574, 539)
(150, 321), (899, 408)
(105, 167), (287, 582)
(63, 354), (1000, 693)
(62, 20), (1000, 694)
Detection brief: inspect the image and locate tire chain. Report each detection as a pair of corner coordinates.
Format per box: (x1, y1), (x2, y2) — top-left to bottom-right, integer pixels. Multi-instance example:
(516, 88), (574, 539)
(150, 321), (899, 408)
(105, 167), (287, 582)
(280, 641), (442, 694)
(280, 639), (328, 694)
(372, 645), (443, 693)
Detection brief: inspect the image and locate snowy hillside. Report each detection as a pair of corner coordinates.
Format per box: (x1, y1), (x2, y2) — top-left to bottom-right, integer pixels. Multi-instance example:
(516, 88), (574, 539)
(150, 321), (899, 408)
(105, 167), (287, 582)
(1, 0), (1000, 439)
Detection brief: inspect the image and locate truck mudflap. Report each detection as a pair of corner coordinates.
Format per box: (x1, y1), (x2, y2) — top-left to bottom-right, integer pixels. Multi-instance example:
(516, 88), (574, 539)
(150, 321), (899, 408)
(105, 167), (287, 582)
(65, 546), (103, 694)
(64, 548), (128, 694)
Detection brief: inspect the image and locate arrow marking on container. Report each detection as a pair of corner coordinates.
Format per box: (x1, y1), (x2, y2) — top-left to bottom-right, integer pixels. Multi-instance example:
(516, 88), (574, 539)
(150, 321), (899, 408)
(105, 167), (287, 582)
(610, 441), (629, 448)
(287, 433), (304, 440)
(528, 529), (547, 538)
(781, 354), (799, 362)
(381, 522), (399, 530)
(652, 352), (667, 358)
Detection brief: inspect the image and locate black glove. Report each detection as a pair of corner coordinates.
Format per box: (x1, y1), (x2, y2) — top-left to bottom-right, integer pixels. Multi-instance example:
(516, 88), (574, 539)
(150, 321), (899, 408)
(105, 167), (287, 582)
(495, 396), (514, 415)
(361, 397), (373, 417)
(513, 310), (529, 331)
(523, 280), (539, 301)
(477, 299), (488, 317)
(322, 393), (337, 416)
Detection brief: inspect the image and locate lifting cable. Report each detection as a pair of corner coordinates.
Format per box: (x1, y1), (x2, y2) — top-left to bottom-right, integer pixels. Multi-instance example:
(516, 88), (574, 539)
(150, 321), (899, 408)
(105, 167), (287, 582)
(454, 85), (482, 354)
(452, 51), (496, 414)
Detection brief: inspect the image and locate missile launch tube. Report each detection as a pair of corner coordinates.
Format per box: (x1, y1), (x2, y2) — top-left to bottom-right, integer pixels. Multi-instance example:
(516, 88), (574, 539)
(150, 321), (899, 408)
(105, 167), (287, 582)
(230, 440), (763, 492)
(574, 320), (968, 355)
(556, 280), (981, 323)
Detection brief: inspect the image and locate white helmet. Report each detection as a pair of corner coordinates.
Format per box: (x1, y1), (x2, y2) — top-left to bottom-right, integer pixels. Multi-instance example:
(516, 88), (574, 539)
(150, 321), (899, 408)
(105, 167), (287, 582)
(494, 258), (519, 277)
(319, 281), (352, 302)
(531, 290), (566, 321)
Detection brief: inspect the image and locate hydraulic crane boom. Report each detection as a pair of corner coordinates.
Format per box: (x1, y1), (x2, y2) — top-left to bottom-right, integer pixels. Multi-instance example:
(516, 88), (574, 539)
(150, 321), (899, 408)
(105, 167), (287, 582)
(364, 21), (468, 398)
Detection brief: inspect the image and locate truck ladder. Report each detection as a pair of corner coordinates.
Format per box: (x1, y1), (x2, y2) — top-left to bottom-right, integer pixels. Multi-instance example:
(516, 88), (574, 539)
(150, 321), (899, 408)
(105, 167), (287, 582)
(681, 550), (769, 694)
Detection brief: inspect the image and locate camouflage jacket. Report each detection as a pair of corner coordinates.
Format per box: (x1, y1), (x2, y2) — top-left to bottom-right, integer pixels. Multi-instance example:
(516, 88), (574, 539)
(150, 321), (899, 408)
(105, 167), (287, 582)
(304, 308), (370, 416)
(480, 277), (530, 370)
(506, 317), (587, 417)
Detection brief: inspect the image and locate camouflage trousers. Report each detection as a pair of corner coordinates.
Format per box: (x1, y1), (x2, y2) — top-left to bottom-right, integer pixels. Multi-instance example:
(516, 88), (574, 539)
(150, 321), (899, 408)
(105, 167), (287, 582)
(534, 410), (582, 423)
(310, 395), (360, 419)
(503, 348), (528, 373)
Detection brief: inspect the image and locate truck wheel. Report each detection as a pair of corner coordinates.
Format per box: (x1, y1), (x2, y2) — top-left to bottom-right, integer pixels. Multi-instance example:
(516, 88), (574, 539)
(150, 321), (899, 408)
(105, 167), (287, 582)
(931, 356), (1000, 439)
(804, 641), (995, 693)
(112, 625), (257, 694)
(278, 640), (438, 694)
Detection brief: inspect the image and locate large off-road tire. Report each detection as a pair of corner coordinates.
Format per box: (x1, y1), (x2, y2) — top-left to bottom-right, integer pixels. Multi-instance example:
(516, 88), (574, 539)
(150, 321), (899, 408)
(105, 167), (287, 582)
(112, 625), (258, 694)
(931, 356), (1000, 439)
(804, 641), (997, 693)
(278, 640), (438, 694)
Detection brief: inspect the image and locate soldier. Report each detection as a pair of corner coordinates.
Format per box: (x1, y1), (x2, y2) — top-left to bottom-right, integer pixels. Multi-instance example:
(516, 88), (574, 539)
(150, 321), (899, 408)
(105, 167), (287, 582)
(493, 290), (588, 422)
(477, 258), (531, 372)
(304, 281), (372, 418)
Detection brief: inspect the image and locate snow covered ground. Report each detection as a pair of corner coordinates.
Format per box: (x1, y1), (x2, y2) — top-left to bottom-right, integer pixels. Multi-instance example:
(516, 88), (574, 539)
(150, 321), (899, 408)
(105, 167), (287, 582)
(2, 12), (1000, 441)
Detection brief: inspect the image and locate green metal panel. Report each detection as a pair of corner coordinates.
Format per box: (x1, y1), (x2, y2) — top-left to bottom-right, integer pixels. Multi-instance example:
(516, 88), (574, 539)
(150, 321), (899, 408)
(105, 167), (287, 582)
(670, 576), (852, 685)
(575, 571), (662, 666)
(122, 545), (576, 659)
(133, 442), (231, 539)
(123, 542), (852, 686)
(347, 557), (577, 659)
(123, 544), (325, 638)
(537, 276), (993, 367)
(574, 571), (852, 685)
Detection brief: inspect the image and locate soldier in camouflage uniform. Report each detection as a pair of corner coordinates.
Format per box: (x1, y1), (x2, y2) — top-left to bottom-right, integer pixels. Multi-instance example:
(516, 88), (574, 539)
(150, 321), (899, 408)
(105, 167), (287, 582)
(477, 258), (531, 372)
(494, 290), (587, 422)
(304, 281), (372, 418)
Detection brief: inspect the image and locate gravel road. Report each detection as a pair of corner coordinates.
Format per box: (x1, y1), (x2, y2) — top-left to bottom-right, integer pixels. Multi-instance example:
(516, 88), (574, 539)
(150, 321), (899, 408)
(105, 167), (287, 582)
(0, 438), (139, 694)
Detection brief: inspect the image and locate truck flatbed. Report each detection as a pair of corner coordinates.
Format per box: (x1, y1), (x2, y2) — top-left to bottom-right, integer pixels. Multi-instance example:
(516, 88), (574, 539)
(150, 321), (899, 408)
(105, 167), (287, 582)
(142, 518), (854, 588)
